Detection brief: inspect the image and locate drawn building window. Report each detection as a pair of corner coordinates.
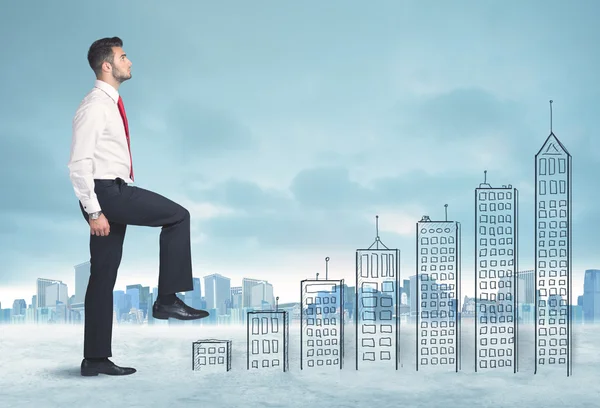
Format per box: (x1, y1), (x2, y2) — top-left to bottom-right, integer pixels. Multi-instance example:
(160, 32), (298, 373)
(549, 158), (556, 175)
(479, 192), (487, 201)
(558, 158), (566, 173)
(550, 180), (557, 194)
(539, 158), (547, 174)
(539, 180), (546, 195)
(252, 318), (260, 335)
(421, 237), (429, 245)
(507, 192), (512, 199)
(559, 181), (566, 194)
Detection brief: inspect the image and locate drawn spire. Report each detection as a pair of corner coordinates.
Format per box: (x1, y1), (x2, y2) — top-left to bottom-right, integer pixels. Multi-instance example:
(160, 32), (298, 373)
(536, 99), (571, 157)
(368, 215), (389, 250)
(550, 99), (553, 134)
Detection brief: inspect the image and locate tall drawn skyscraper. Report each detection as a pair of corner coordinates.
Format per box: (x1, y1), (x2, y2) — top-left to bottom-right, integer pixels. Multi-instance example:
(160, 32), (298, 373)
(534, 100), (572, 376)
(474, 172), (519, 372)
(416, 208), (461, 372)
(300, 258), (344, 370)
(355, 216), (400, 370)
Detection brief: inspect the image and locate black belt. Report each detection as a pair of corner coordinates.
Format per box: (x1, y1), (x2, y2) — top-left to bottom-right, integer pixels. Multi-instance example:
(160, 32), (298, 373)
(94, 178), (128, 186)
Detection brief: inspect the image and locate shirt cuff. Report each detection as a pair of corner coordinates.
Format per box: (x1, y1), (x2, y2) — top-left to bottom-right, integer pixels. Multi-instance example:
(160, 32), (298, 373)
(80, 198), (102, 214)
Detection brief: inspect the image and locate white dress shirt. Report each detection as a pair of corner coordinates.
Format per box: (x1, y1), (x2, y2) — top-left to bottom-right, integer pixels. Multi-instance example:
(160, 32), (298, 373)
(68, 79), (133, 214)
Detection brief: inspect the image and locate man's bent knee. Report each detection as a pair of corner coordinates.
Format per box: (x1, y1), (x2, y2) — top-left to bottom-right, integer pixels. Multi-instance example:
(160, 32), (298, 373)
(174, 206), (190, 224)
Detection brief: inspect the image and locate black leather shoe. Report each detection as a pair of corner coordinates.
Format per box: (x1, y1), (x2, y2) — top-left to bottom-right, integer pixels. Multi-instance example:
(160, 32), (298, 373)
(80, 358), (136, 376)
(152, 297), (210, 320)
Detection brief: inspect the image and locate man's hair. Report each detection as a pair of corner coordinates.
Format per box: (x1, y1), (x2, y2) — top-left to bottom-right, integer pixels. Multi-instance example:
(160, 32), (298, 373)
(87, 37), (123, 77)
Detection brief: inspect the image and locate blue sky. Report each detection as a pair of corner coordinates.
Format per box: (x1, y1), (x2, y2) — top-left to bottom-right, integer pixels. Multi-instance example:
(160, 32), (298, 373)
(1, 0), (599, 306)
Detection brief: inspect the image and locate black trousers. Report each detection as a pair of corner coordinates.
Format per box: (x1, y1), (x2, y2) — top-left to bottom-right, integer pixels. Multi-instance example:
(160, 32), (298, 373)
(78, 178), (194, 358)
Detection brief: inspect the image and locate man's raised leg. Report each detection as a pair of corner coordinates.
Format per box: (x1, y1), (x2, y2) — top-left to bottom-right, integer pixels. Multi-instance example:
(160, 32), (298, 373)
(97, 180), (208, 320)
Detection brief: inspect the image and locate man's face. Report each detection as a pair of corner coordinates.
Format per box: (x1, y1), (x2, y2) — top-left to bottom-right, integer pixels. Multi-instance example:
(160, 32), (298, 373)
(108, 46), (132, 83)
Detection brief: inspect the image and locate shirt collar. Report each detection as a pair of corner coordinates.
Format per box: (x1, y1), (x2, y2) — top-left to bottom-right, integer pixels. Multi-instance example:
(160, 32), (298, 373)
(94, 79), (120, 104)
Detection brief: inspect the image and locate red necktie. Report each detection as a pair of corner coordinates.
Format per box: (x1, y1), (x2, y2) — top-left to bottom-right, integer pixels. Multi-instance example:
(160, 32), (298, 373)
(117, 96), (134, 181)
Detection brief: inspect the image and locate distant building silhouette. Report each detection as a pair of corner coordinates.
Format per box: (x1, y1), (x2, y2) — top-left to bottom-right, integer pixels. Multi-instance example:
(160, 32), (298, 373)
(583, 269), (600, 323)
(74, 262), (90, 304)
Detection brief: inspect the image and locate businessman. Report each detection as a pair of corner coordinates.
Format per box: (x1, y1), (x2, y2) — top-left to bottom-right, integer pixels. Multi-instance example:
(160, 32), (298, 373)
(68, 37), (209, 377)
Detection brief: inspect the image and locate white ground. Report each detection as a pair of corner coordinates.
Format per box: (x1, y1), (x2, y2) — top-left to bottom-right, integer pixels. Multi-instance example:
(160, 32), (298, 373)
(0, 321), (599, 407)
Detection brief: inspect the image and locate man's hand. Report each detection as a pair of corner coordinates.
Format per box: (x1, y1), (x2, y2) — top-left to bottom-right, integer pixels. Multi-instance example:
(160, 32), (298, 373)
(90, 213), (110, 236)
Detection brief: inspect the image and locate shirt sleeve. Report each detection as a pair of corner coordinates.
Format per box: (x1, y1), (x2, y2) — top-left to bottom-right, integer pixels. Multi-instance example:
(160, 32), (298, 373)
(68, 102), (106, 214)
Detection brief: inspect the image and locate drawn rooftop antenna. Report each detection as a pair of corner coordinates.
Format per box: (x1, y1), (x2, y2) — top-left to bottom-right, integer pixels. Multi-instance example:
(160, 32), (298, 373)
(368, 215), (389, 250)
(275, 296), (279, 311)
(445, 204), (448, 222)
(550, 99), (553, 133)
(325, 257), (330, 280)
(479, 170), (492, 188)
